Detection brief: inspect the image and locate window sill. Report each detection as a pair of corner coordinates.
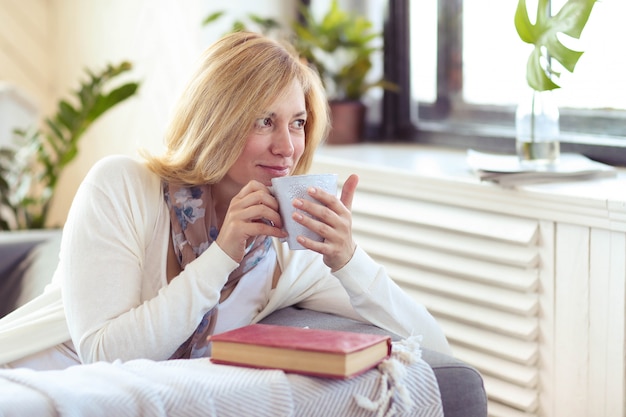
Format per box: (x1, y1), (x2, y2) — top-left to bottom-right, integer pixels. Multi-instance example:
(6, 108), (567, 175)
(312, 143), (626, 232)
(411, 122), (626, 167)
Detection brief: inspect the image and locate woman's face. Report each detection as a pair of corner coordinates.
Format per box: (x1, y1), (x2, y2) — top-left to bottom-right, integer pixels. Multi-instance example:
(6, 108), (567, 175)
(225, 80), (307, 188)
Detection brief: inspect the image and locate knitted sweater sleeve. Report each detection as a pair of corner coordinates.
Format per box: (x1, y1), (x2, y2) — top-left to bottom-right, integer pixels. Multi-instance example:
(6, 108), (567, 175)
(280, 245), (452, 355)
(60, 156), (239, 363)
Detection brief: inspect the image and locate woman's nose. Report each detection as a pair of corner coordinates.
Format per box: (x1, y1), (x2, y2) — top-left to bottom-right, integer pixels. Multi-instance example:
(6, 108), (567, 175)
(272, 125), (294, 157)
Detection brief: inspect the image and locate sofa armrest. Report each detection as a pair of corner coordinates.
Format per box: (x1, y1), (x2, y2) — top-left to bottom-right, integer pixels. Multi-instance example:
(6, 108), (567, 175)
(0, 230), (62, 318)
(259, 306), (488, 417)
(0, 230), (58, 278)
(421, 348), (488, 417)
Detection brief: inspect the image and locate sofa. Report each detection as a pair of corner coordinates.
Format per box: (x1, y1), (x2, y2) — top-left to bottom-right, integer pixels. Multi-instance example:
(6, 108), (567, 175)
(0, 230), (487, 417)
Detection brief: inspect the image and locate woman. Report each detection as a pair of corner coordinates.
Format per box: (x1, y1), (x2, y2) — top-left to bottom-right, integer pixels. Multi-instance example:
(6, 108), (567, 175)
(1, 32), (450, 369)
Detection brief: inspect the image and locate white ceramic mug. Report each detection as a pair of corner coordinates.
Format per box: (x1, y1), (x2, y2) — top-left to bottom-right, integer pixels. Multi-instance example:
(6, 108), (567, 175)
(270, 173), (338, 250)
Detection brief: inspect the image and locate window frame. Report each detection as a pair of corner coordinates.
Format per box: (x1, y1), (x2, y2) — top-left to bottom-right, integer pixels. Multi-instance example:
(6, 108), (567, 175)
(382, 0), (626, 166)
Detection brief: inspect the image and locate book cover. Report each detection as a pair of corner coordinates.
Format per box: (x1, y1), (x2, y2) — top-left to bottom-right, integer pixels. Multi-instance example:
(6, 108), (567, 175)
(209, 324), (392, 379)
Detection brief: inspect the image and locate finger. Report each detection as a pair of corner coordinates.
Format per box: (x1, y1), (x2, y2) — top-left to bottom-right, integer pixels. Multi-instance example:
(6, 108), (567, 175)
(294, 234), (325, 252)
(222, 211), (287, 248)
(250, 220), (288, 239)
(239, 188), (280, 212)
(234, 187), (282, 226)
(292, 198), (336, 227)
(340, 174), (359, 211)
(224, 194), (285, 235)
(294, 223), (355, 271)
(244, 203), (285, 231)
(292, 208), (334, 237)
(302, 174), (358, 212)
(217, 220), (286, 262)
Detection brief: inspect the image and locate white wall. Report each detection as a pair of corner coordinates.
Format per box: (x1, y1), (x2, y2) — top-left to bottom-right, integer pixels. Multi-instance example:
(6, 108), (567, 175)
(44, 0), (295, 226)
(0, 0), (53, 144)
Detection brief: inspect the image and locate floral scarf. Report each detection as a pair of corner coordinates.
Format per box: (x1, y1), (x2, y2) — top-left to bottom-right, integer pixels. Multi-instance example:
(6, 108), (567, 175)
(164, 182), (272, 359)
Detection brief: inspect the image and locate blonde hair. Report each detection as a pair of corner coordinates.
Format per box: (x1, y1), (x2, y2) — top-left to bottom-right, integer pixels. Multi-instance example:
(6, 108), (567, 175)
(143, 32), (329, 185)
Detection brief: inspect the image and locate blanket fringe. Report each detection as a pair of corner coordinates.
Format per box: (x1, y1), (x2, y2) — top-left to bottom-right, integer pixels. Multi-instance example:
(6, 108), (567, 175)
(353, 335), (423, 417)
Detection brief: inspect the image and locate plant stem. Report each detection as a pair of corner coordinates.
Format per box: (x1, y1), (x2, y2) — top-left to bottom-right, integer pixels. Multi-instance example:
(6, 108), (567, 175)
(530, 91), (536, 143)
(529, 91), (537, 160)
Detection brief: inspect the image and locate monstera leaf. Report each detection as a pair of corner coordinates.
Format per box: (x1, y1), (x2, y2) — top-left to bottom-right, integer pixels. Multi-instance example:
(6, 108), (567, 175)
(515, 0), (597, 91)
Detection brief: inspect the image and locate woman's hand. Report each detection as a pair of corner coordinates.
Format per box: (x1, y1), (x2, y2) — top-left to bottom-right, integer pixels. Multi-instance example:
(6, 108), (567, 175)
(216, 181), (287, 263)
(291, 174), (359, 271)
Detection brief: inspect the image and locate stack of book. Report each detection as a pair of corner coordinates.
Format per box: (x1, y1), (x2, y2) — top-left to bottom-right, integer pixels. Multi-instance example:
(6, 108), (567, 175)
(209, 324), (391, 379)
(466, 149), (617, 187)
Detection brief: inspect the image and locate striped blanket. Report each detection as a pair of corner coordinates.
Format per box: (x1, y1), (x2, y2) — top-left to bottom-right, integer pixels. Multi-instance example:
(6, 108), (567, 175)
(0, 338), (443, 417)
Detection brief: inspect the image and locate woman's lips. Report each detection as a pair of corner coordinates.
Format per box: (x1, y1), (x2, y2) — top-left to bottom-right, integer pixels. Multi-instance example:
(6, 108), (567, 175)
(260, 165), (290, 176)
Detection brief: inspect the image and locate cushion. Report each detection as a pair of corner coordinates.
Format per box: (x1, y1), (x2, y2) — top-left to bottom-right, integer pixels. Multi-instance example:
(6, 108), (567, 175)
(0, 231), (61, 317)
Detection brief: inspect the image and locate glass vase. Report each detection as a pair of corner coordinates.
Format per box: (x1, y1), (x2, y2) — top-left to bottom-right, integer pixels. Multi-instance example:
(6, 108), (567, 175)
(515, 89), (560, 168)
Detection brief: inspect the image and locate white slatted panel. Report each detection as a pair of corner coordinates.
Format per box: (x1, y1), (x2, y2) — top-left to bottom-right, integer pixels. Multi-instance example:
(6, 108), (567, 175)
(313, 145), (626, 417)
(350, 188), (542, 417)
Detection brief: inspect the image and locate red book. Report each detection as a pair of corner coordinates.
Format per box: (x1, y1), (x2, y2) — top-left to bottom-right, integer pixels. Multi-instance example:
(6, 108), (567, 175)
(209, 323), (392, 379)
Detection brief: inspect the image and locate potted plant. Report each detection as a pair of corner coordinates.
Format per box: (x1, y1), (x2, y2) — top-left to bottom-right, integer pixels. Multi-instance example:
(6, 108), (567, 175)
(0, 62), (139, 230)
(203, 1), (396, 144)
(514, 0), (597, 165)
(292, 0), (396, 144)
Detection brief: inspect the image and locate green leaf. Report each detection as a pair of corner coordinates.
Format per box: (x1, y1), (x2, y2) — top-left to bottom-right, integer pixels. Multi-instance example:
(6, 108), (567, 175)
(58, 145), (78, 168)
(248, 15), (282, 31)
(201, 1), (392, 100)
(88, 82), (139, 122)
(515, 0), (597, 91)
(232, 21), (246, 32)
(202, 11), (224, 26)
(45, 118), (66, 144)
(57, 100), (79, 130)
(0, 61), (139, 230)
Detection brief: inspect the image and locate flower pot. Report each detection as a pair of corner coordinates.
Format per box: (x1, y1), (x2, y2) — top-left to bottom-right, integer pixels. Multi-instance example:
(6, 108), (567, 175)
(515, 89), (560, 167)
(326, 100), (366, 145)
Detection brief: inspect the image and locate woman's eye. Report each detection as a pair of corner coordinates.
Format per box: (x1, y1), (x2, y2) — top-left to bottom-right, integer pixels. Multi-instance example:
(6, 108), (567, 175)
(255, 117), (273, 129)
(292, 119), (306, 129)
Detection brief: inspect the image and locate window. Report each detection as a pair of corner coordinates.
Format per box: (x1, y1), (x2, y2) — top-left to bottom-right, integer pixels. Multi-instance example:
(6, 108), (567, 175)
(386, 0), (626, 166)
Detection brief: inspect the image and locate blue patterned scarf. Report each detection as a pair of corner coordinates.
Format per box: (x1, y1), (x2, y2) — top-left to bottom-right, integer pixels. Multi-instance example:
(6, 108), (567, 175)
(164, 182), (272, 359)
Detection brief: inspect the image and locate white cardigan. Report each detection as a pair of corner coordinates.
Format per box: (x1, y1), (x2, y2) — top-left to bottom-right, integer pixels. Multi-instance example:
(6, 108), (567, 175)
(0, 156), (450, 366)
